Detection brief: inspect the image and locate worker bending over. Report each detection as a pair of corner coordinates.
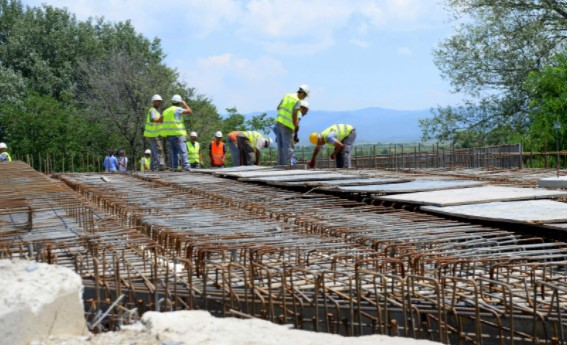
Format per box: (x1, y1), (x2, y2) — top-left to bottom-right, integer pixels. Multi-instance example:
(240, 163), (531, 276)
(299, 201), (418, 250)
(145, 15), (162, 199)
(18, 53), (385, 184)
(226, 131), (240, 166)
(309, 124), (357, 169)
(209, 131), (226, 168)
(187, 131), (202, 169)
(275, 84), (310, 165)
(237, 131), (272, 166)
(161, 94), (192, 171)
(140, 149), (151, 171)
(0, 143), (11, 162)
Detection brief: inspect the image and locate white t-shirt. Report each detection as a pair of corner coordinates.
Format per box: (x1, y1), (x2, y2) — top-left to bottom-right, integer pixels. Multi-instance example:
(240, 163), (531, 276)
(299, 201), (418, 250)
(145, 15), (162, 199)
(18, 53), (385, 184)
(119, 156), (128, 172)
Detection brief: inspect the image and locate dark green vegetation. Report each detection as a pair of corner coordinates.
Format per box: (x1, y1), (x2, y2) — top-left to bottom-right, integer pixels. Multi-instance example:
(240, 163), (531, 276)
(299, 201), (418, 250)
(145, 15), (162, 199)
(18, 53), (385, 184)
(0, 0), (270, 171)
(421, 0), (567, 151)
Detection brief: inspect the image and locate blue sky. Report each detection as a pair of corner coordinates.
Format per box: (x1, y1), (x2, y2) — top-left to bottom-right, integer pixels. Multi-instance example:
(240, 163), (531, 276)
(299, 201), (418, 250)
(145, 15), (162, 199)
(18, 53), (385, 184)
(23, 0), (464, 114)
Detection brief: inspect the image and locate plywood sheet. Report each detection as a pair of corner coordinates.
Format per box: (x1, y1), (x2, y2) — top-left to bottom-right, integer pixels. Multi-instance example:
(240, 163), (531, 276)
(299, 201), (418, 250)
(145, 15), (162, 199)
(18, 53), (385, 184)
(377, 186), (567, 206)
(422, 200), (567, 224)
(278, 178), (413, 187)
(240, 173), (353, 183)
(216, 169), (325, 178)
(195, 166), (272, 174)
(322, 180), (485, 194)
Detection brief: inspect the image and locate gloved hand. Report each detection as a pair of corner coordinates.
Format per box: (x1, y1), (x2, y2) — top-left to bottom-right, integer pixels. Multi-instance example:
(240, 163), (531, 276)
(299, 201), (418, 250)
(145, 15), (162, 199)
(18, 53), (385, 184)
(308, 159), (315, 169)
(294, 134), (299, 143)
(330, 153), (336, 160)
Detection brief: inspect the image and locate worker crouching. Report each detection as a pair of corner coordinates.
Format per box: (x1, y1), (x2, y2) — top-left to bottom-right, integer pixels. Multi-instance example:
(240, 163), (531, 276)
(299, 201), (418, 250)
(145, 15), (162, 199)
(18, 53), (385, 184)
(237, 131), (272, 166)
(308, 124), (356, 169)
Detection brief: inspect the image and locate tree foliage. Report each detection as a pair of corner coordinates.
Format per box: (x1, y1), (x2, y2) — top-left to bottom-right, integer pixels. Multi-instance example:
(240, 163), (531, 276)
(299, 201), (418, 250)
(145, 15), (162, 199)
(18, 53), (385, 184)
(423, 0), (567, 145)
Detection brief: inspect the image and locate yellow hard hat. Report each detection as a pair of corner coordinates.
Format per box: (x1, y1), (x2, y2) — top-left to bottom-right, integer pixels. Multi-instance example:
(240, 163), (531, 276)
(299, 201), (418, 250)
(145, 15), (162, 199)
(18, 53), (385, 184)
(309, 132), (319, 145)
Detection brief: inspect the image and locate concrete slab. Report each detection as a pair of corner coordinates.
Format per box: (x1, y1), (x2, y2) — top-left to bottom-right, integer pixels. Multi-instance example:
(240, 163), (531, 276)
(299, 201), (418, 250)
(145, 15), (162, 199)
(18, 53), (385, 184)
(216, 169), (325, 179)
(377, 186), (567, 207)
(322, 180), (485, 194)
(422, 200), (567, 224)
(240, 173), (353, 183)
(278, 177), (413, 187)
(538, 176), (567, 189)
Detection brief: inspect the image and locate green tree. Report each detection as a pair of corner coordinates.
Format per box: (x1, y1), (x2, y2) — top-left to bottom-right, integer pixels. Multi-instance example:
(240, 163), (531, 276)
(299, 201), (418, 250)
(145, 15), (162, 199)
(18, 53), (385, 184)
(423, 0), (567, 144)
(245, 112), (273, 135)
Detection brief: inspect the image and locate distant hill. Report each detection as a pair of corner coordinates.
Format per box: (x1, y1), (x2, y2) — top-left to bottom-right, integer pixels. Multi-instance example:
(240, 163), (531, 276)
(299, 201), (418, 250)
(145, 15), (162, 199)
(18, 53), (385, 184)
(246, 107), (433, 143)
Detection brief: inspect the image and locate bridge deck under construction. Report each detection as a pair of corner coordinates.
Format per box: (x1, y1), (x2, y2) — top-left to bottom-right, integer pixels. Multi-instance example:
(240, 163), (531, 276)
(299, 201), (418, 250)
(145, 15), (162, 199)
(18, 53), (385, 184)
(1, 161), (566, 344)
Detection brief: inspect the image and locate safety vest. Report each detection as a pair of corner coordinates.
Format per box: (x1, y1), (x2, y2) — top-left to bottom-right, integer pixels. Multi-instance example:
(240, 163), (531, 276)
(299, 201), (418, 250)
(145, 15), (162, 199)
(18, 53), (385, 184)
(140, 157), (151, 171)
(210, 141), (225, 165)
(160, 106), (187, 137)
(187, 141), (200, 163)
(241, 131), (261, 148)
(276, 93), (299, 130)
(143, 107), (161, 138)
(228, 131), (239, 142)
(0, 152), (11, 162)
(321, 124), (354, 148)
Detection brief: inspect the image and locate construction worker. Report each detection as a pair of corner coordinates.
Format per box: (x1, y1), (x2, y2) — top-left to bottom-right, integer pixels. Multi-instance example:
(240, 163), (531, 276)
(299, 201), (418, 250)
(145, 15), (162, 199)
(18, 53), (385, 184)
(143, 94), (166, 171)
(237, 131), (272, 166)
(308, 124), (357, 169)
(275, 84), (310, 166)
(187, 131), (202, 169)
(0, 143), (11, 162)
(118, 150), (128, 172)
(209, 131), (226, 168)
(140, 149), (151, 171)
(161, 94), (192, 171)
(226, 131), (240, 166)
(103, 149), (118, 172)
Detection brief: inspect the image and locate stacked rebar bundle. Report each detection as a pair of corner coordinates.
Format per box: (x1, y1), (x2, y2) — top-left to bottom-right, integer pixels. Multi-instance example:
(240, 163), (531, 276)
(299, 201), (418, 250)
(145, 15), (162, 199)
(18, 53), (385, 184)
(0, 161), (566, 344)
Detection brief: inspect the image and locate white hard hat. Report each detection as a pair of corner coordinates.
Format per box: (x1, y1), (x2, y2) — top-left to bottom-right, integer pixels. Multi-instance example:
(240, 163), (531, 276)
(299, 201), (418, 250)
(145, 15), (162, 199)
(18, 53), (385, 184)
(298, 84), (310, 96)
(264, 137), (272, 148)
(172, 94), (182, 103)
(190, 131), (198, 137)
(144, 149), (151, 154)
(300, 100), (309, 108)
(215, 131), (223, 138)
(151, 94), (162, 102)
(0, 143), (6, 149)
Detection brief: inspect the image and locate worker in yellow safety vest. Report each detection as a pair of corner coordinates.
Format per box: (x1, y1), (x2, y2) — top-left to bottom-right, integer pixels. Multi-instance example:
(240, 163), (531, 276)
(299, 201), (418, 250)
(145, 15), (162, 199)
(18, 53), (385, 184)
(140, 149), (152, 172)
(308, 124), (357, 169)
(143, 94), (166, 171)
(237, 131), (272, 166)
(161, 94), (192, 171)
(187, 131), (202, 169)
(275, 84), (310, 165)
(209, 131), (226, 168)
(0, 142), (12, 162)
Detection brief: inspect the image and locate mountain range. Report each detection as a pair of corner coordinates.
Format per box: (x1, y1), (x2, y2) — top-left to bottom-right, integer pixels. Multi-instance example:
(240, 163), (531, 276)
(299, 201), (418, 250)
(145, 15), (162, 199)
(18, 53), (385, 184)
(246, 107), (434, 143)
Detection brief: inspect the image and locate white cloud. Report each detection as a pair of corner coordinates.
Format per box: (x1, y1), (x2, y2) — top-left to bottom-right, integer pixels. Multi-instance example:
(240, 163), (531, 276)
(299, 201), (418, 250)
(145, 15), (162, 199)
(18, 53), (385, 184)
(351, 39), (370, 48)
(398, 47), (413, 56)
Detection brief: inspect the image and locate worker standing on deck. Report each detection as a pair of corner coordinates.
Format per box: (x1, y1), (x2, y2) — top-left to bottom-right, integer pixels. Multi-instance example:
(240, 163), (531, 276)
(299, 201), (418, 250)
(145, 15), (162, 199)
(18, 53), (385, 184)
(226, 131), (240, 166)
(143, 94), (166, 171)
(308, 124), (357, 169)
(209, 131), (226, 168)
(118, 150), (128, 172)
(161, 95), (192, 171)
(0, 143), (11, 162)
(140, 149), (151, 172)
(237, 131), (272, 166)
(187, 131), (202, 169)
(275, 84), (310, 166)
(103, 149), (118, 172)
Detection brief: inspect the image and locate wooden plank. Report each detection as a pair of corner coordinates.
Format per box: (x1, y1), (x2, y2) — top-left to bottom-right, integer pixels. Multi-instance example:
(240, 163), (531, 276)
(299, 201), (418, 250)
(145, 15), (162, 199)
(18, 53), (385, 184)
(219, 169), (325, 179)
(377, 186), (567, 207)
(322, 180), (485, 194)
(241, 173), (352, 183)
(422, 200), (567, 224)
(277, 178), (413, 187)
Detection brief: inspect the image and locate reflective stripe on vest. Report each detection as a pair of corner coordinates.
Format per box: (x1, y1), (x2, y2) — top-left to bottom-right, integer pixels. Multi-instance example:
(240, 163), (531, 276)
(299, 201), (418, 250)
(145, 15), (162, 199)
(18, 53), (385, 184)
(276, 93), (299, 130)
(187, 141), (200, 163)
(210, 141), (225, 165)
(161, 106), (187, 137)
(140, 157), (151, 171)
(241, 131), (260, 148)
(321, 124), (354, 148)
(143, 107), (161, 138)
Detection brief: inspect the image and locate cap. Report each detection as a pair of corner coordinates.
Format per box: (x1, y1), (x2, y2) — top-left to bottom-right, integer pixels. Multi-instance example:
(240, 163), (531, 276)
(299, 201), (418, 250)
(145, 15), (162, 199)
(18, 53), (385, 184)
(215, 131), (223, 138)
(172, 94), (182, 103)
(190, 131), (198, 137)
(298, 84), (310, 96)
(144, 149), (151, 154)
(300, 100), (309, 108)
(151, 94), (162, 102)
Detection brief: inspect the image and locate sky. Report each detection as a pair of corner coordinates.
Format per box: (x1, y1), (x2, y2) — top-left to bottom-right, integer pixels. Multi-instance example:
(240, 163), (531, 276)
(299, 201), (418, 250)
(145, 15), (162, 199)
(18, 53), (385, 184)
(22, 0), (464, 114)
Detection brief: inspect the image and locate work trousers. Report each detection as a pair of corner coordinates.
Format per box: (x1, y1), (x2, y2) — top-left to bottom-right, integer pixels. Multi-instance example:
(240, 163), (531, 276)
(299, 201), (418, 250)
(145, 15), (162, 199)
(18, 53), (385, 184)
(335, 129), (357, 168)
(276, 122), (294, 165)
(237, 134), (255, 166)
(145, 137), (165, 171)
(226, 135), (240, 166)
(167, 135), (190, 170)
